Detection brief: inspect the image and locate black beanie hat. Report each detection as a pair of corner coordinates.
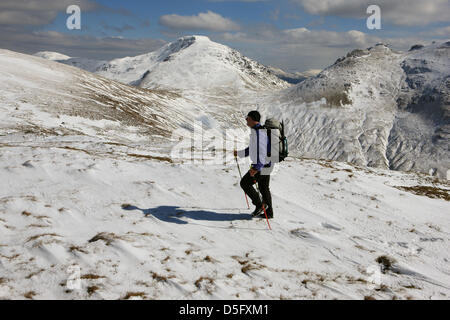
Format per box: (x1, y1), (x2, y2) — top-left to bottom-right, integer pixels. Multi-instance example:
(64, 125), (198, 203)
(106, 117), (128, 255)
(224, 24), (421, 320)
(247, 111), (261, 122)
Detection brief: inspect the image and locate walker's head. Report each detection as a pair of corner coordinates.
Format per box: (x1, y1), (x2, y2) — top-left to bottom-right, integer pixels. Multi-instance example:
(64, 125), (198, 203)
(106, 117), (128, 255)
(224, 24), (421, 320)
(246, 111), (261, 128)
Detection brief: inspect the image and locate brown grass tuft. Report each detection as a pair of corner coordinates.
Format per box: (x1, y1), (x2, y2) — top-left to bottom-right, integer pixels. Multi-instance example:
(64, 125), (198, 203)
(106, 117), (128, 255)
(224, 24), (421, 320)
(24, 291), (36, 299)
(204, 255), (216, 263)
(87, 286), (100, 296)
(26, 233), (61, 243)
(81, 274), (106, 280)
(121, 292), (146, 300)
(88, 232), (120, 245)
(25, 269), (45, 279)
(395, 186), (449, 201)
(376, 256), (396, 273)
(195, 277), (215, 294)
(127, 153), (173, 163)
(69, 246), (88, 254)
(151, 272), (169, 282)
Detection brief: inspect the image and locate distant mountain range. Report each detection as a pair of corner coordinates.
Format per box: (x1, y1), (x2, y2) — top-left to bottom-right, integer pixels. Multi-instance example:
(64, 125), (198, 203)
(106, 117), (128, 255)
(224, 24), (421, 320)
(35, 36), (291, 92)
(262, 41), (449, 178)
(17, 36), (450, 179)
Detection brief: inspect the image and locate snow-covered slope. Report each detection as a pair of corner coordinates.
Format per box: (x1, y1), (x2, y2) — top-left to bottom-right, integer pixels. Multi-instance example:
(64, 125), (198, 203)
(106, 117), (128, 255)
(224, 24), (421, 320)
(47, 36), (290, 94)
(1, 135), (449, 300)
(266, 66), (321, 84)
(33, 36), (290, 130)
(390, 42), (450, 176)
(0, 49), (228, 146)
(262, 42), (449, 179)
(1, 47), (450, 301)
(2, 48), (264, 165)
(33, 51), (71, 61)
(137, 36), (290, 92)
(33, 51), (107, 74)
(26, 39), (450, 180)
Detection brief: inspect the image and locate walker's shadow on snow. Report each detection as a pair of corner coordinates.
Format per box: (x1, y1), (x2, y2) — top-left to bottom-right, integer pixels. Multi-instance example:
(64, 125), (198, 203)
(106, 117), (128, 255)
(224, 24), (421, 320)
(122, 205), (252, 225)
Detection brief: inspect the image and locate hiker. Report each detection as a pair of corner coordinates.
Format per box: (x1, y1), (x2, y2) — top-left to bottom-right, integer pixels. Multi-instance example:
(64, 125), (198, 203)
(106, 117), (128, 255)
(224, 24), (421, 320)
(234, 111), (274, 219)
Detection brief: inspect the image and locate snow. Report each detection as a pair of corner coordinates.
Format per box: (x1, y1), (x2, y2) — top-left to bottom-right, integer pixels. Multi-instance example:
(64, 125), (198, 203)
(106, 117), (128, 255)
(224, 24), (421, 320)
(38, 38), (449, 179)
(0, 49), (203, 145)
(33, 51), (71, 61)
(1, 41), (449, 300)
(0, 138), (449, 300)
(47, 36), (289, 95)
(261, 42), (450, 179)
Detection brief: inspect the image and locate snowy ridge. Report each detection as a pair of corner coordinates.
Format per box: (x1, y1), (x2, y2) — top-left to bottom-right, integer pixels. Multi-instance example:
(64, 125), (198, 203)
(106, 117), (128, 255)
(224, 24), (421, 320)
(1, 47), (449, 300)
(266, 66), (320, 84)
(262, 42), (449, 179)
(0, 49), (201, 145)
(0, 142), (449, 299)
(33, 51), (71, 61)
(135, 36), (290, 92)
(53, 36), (290, 94)
(23, 39), (450, 179)
(33, 52), (105, 74)
(389, 41), (450, 176)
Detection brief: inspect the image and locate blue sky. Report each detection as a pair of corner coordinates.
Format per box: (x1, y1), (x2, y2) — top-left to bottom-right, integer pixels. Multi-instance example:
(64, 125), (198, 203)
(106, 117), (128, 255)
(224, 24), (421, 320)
(1, 0), (449, 72)
(45, 0), (378, 37)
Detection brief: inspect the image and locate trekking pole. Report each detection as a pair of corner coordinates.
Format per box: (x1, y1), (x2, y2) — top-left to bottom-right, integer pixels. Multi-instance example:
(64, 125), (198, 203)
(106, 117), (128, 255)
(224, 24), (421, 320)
(254, 180), (272, 231)
(235, 156), (250, 210)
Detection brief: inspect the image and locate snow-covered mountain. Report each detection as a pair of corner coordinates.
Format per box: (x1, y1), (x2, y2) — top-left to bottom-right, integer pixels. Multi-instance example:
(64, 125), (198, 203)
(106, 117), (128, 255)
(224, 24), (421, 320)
(1, 49), (204, 146)
(261, 41), (449, 179)
(35, 38), (448, 179)
(45, 36), (290, 94)
(266, 66), (321, 84)
(1, 44), (449, 301)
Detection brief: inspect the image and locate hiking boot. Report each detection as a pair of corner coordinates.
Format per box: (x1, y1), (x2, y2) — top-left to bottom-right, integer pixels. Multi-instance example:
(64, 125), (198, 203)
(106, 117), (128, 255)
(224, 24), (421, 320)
(256, 207), (273, 219)
(251, 204), (268, 217)
(256, 212), (273, 219)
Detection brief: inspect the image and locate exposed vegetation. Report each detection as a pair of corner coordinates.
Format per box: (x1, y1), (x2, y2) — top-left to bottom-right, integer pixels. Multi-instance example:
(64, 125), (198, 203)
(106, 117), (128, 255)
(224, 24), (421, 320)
(396, 185), (450, 201)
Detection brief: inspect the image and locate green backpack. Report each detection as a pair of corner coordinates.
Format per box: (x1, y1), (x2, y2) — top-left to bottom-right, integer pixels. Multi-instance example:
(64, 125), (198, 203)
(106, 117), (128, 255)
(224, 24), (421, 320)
(264, 118), (289, 162)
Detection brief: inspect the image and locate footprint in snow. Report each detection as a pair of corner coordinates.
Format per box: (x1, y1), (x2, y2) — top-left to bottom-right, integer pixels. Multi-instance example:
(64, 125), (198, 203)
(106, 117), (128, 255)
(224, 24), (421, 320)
(290, 229), (317, 240)
(22, 160), (34, 168)
(321, 222), (342, 231)
(287, 220), (305, 225)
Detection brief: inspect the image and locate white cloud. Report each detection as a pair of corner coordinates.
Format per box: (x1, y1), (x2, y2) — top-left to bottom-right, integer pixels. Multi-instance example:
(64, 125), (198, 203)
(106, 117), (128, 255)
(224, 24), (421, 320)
(226, 26), (379, 48)
(291, 0), (450, 26)
(216, 24), (441, 72)
(0, 0), (100, 26)
(0, 29), (166, 60)
(159, 11), (240, 32)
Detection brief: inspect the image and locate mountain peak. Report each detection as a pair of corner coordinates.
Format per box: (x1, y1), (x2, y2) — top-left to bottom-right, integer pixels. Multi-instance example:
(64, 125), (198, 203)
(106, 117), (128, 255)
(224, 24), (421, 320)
(189, 35), (212, 42)
(85, 34), (290, 92)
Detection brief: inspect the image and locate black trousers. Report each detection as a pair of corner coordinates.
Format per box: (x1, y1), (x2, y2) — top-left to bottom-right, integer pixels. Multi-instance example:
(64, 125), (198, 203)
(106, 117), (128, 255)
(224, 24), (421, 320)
(240, 171), (273, 216)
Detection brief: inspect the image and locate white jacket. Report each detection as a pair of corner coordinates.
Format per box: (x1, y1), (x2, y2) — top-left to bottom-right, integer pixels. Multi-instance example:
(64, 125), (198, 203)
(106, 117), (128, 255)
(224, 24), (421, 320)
(238, 124), (272, 172)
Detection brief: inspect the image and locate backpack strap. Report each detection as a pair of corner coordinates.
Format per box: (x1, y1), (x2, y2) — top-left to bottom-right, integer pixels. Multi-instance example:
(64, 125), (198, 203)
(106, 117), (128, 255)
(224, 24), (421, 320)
(256, 125), (273, 168)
